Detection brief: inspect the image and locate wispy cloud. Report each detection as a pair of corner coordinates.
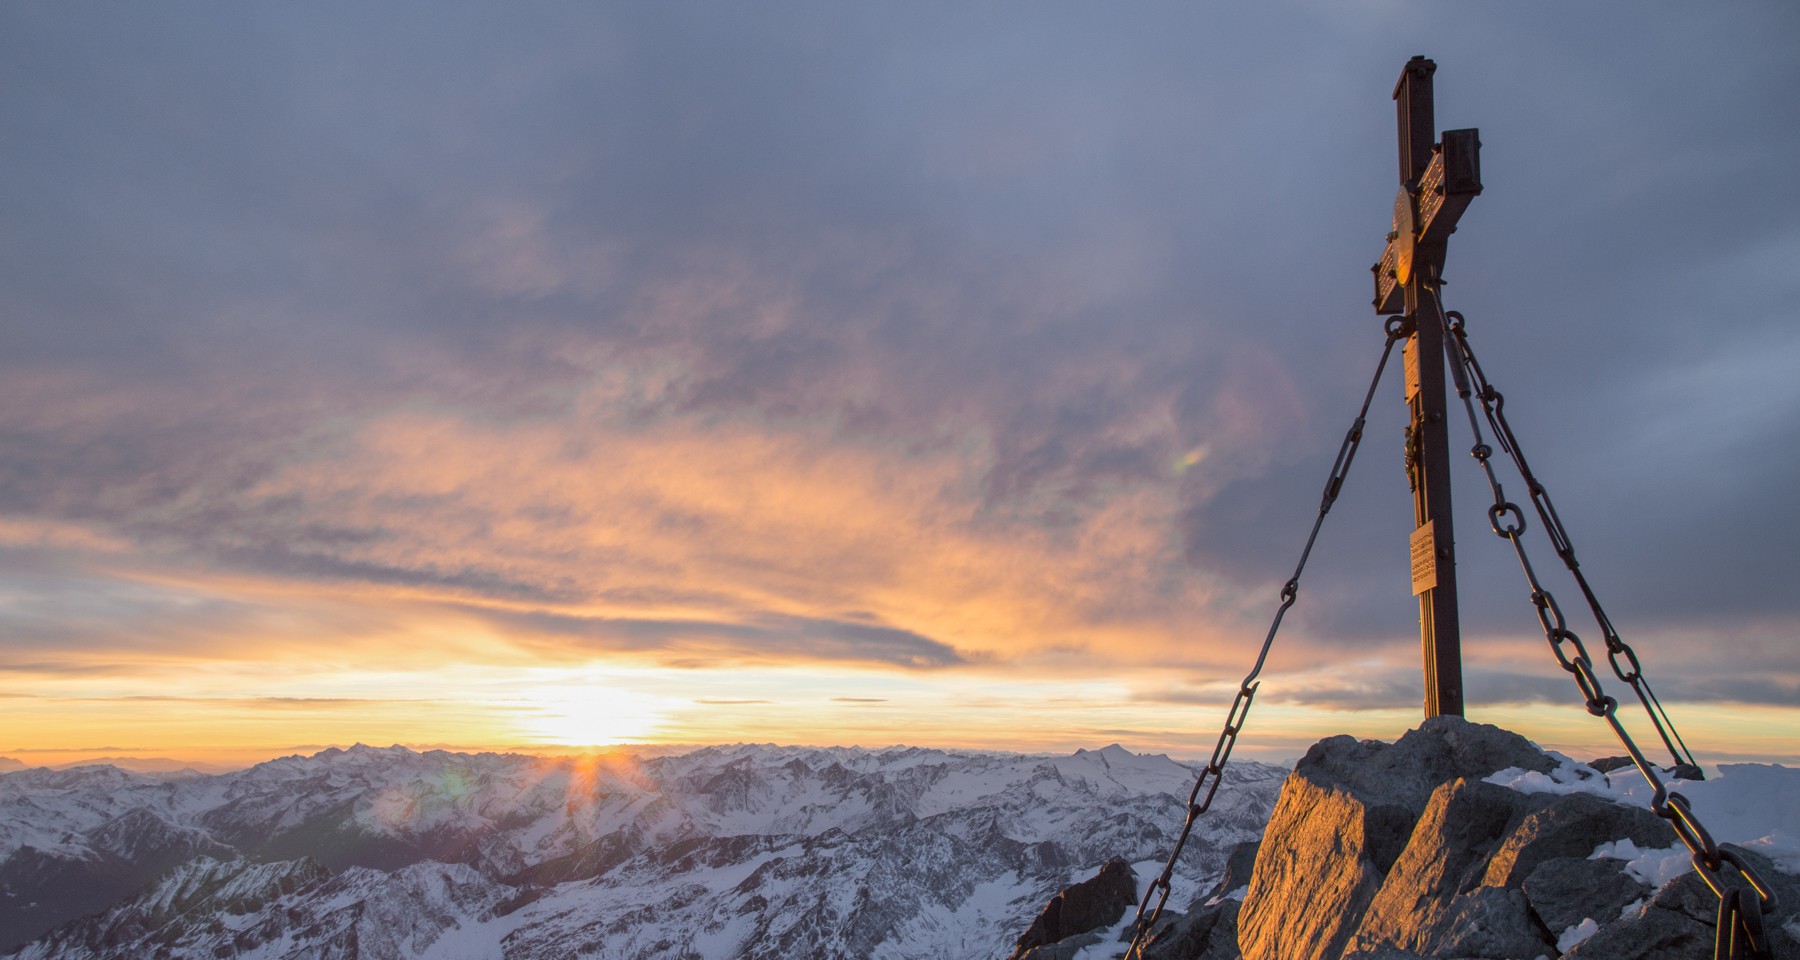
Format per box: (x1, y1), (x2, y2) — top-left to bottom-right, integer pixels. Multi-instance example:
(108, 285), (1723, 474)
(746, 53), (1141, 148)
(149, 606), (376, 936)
(479, 608), (969, 671)
(0, 2), (1796, 760)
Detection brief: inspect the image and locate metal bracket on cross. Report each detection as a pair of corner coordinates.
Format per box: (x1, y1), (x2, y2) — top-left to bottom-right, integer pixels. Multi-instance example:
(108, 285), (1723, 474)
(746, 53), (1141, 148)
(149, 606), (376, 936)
(1373, 62), (1483, 314)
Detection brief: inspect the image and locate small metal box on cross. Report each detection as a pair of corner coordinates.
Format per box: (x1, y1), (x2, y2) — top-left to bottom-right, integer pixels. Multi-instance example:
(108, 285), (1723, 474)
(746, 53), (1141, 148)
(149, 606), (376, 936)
(1370, 56), (1483, 719)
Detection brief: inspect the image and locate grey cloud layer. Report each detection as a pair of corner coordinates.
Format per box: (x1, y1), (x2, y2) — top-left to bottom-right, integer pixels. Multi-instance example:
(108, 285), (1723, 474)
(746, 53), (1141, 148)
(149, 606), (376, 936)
(1, 4), (1797, 682)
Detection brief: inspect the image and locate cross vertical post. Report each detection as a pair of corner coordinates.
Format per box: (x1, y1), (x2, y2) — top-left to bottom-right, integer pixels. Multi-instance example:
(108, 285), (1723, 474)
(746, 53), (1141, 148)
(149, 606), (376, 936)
(1373, 56), (1483, 719)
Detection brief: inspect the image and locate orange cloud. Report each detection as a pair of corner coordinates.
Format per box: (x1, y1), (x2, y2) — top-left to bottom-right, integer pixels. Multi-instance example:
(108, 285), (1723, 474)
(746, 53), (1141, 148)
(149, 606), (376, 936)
(205, 399), (1250, 671)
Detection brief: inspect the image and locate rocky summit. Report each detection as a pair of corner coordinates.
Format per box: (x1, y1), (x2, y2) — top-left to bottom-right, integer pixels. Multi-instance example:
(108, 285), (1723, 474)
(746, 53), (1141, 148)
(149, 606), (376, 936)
(1021, 717), (1800, 960)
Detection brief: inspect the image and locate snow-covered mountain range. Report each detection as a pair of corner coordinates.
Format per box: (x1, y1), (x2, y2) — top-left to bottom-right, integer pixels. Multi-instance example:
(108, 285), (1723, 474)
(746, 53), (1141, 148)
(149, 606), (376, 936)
(0, 743), (1285, 959)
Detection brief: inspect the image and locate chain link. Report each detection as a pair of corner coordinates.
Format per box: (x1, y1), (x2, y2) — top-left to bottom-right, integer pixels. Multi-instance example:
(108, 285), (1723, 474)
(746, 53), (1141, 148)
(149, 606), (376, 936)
(1431, 284), (1773, 958)
(1439, 296), (1698, 772)
(1123, 319), (1407, 960)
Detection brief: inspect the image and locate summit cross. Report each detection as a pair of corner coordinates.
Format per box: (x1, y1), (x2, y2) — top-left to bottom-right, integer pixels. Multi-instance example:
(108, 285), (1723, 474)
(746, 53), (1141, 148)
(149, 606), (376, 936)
(1372, 56), (1483, 719)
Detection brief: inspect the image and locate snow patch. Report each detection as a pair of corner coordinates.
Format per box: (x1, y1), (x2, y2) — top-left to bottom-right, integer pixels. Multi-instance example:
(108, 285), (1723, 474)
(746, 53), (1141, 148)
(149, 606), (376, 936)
(1591, 838), (1693, 889)
(1556, 917), (1599, 952)
(1204, 884), (1249, 907)
(1483, 754), (1611, 797)
(1491, 760), (1800, 877)
(1067, 904), (1137, 960)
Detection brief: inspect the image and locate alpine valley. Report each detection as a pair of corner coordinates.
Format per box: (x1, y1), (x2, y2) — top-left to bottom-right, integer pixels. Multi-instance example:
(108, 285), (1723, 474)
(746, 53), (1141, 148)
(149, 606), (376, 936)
(0, 743), (1285, 959)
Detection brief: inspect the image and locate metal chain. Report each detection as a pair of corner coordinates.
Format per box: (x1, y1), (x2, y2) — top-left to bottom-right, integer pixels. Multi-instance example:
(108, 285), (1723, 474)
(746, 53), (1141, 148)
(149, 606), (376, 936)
(1122, 318), (1408, 960)
(1434, 287), (1697, 773)
(1430, 283), (1774, 959)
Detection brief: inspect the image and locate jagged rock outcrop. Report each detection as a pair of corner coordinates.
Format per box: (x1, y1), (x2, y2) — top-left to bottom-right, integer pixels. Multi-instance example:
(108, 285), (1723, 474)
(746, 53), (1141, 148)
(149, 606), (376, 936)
(1235, 717), (1800, 960)
(1564, 842), (1798, 960)
(1029, 839), (1257, 960)
(1139, 903), (1243, 960)
(1008, 857), (1138, 960)
(0, 808), (241, 950)
(1134, 844), (1260, 960)
(1002, 721), (1800, 960)
(8, 856), (335, 960)
(1236, 717), (1556, 960)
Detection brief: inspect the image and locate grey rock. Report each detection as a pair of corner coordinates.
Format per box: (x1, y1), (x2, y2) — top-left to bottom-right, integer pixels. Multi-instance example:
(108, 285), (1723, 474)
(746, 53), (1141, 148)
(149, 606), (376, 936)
(1588, 756), (1635, 774)
(1421, 886), (1553, 959)
(1520, 856), (1647, 936)
(1480, 790), (1673, 888)
(1018, 930), (1101, 960)
(1344, 778), (1528, 955)
(11, 857), (344, 960)
(1288, 716), (1556, 817)
(1667, 762), (1706, 782)
(1239, 718), (1553, 960)
(1232, 717), (1791, 960)
(1195, 839), (1259, 908)
(1549, 843), (1800, 960)
(1139, 899), (1242, 960)
(0, 810), (242, 952)
(1561, 872), (1714, 960)
(1008, 857), (1138, 960)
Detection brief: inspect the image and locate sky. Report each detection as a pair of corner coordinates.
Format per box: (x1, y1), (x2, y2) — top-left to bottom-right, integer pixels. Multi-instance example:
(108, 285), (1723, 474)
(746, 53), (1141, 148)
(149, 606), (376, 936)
(2, 3), (1797, 770)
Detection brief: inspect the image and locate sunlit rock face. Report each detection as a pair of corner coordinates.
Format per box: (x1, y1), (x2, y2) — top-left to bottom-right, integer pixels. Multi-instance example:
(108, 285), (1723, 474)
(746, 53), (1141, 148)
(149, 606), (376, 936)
(1234, 717), (1800, 960)
(0, 743), (1284, 959)
(1237, 718), (1556, 960)
(1008, 718), (1800, 960)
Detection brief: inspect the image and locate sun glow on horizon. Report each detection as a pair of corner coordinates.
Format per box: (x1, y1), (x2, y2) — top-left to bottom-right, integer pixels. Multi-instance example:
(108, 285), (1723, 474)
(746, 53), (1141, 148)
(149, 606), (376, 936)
(514, 683), (671, 747)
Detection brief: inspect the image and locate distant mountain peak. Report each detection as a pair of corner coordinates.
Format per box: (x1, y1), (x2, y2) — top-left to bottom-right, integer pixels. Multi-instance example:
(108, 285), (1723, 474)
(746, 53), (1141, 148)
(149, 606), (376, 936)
(0, 743), (1292, 959)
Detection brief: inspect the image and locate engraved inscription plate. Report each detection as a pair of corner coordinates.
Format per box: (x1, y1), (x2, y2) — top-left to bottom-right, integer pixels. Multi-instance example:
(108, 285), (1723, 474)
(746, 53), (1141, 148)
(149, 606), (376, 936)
(1418, 151), (1445, 234)
(1403, 337), (1420, 403)
(1410, 520), (1437, 595)
(1392, 188), (1415, 285)
(1373, 243), (1403, 313)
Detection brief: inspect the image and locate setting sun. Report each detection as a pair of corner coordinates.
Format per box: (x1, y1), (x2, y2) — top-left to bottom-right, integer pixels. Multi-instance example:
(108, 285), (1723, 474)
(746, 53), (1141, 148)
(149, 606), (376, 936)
(3, 7), (1798, 958)
(516, 684), (671, 747)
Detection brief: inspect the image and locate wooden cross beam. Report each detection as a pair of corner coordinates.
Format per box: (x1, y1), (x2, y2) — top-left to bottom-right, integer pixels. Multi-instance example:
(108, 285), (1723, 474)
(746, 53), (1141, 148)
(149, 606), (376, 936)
(1371, 56), (1483, 719)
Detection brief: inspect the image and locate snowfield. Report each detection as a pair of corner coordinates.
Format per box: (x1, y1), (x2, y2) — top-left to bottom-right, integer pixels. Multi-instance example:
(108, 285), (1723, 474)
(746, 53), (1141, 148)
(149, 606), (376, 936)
(1486, 757), (1800, 876)
(0, 743), (1284, 959)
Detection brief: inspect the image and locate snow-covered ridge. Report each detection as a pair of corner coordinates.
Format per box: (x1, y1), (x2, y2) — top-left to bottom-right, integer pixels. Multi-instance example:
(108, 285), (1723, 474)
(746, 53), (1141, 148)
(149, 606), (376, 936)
(1485, 757), (1800, 875)
(0, 742), (1287, 959)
